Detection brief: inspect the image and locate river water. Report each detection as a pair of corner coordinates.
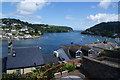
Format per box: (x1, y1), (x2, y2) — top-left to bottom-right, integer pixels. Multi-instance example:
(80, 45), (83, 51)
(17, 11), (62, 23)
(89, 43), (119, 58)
(1, 31), (118, 57)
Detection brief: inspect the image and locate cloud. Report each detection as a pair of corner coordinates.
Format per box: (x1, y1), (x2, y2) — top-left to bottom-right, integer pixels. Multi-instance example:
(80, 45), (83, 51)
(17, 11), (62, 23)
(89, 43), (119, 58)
(87, 13), (118, 23)
(17, 0), (49, 15)
(65, 15), (75, 20)
(98, 0), (112, 9)
(36, 16), (42, 19)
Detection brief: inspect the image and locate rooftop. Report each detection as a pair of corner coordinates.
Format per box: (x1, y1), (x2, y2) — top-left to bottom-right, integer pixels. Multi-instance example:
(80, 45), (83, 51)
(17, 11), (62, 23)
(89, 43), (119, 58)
(85, 42), (119, 50)
(6, 46), (59, 70)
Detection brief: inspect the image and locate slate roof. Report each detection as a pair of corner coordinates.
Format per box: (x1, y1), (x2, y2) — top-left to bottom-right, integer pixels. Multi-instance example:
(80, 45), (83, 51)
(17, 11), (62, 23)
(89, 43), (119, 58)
(81, 46), (91, 56)
(61, 46), (72, 59)
(86, 42), (119, 50)
(57, 48), (70, 61)
(81, 46), (91, 51)
(6, 47), (59, 70)
(69, 45), (82, 58)
(1, 57), (7, 72)
(42, 53), (59, 64)
(69, 45), (82, 53)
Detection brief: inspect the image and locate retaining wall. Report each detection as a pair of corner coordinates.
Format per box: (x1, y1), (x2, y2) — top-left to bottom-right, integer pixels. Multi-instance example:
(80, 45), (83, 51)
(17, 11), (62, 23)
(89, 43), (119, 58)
(81, 56), (120, 80)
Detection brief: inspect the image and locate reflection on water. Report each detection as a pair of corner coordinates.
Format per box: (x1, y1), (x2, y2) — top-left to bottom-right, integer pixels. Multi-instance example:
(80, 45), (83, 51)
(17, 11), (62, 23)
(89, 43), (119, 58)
(1, 31), (116, 57)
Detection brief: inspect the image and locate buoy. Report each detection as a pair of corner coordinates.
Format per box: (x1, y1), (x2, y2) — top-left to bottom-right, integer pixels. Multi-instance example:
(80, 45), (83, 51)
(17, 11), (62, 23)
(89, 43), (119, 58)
(71, 42), (74, 44)
(39, 47), (42, 49)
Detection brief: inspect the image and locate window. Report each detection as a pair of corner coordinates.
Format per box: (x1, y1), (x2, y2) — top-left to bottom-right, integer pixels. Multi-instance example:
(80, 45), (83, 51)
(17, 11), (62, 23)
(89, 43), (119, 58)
(76, 50), (83, 58)
(16, 69), (21, 74)
(76, 52), (80, 56)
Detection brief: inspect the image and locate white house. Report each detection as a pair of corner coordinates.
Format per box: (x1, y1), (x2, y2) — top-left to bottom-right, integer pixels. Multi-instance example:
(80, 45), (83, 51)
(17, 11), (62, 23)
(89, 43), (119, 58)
(19, 27), (28, 31)
(4, 28), (9, 31)
(5, 33), (12, 36)
(11, 30), (17, 33)
(0, 35), (2, 38)
(26, 31), (29, 33)
(17, 36), (24, 38)
(0, 23), (6, 26)
(24, 35), (32, 38)
(0, 28), (3, 30)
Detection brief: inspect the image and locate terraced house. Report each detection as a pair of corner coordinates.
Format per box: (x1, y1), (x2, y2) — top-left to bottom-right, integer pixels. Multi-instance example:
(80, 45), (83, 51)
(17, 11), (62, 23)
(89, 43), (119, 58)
(2, 46), (59, 74)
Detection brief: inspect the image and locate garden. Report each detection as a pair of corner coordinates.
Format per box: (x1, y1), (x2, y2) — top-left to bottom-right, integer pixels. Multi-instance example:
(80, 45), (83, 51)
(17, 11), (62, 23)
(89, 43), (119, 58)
(2, 63), (77, 80)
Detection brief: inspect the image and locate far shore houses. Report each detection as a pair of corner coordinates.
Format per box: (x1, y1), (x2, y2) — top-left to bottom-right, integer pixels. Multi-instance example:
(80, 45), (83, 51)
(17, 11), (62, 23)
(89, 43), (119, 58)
(0, 23), (41, 40)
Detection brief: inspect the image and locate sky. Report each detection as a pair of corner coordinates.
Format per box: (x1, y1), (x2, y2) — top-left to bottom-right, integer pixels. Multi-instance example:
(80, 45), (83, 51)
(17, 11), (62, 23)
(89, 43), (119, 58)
(0, 0), (119, 30)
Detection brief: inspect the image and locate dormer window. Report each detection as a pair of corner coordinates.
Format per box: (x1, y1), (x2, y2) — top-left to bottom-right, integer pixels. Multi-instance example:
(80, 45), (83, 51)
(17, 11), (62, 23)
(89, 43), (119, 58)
(76, 50), (83, 58)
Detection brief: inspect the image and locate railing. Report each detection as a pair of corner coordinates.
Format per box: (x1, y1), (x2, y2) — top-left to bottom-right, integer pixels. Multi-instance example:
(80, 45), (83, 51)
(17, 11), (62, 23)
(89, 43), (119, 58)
(37, 59), (81, 79)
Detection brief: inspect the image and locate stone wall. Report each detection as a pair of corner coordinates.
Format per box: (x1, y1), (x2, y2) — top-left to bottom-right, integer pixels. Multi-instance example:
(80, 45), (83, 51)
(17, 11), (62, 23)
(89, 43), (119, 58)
(81, 56), (120, 80)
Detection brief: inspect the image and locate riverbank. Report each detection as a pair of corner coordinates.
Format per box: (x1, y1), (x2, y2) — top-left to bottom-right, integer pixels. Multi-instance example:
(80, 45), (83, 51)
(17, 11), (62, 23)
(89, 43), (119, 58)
(0, 36), (40, 41)
(81, 32), (120, 38)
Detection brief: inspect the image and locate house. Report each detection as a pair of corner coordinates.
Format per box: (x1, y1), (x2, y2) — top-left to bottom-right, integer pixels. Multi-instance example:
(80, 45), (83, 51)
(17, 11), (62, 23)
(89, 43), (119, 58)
(4, 28), (9, 31)
(0, 23), (6, 26)
(54, 42), (119, 61)
(81, 46), (100, 58)
(25, 31), (29, 33)
(19, 27), (28, 31)
(0, 28), (3, 30)
(24, 34), (32, 38)
(17, 36), (24, 39)
(53, 45), (88, 61)
(5, 33), (12, 36)
(19, 28), (26, 31)
(12, 23), (18, 26)
(5, 46), (59, 74)
(69, 45), (83, 58)
(11, 30), (17, 33)
(80, 46), (91, 56)
(0, 35), (2, 38)
(85, 42), (119, 50)
(53, 47), (70, 61)
(38, 31), (42, 35)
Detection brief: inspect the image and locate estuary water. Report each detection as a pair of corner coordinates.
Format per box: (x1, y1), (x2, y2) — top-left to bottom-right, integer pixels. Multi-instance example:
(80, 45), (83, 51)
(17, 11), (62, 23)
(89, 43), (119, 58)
(1, 31), (117, 57)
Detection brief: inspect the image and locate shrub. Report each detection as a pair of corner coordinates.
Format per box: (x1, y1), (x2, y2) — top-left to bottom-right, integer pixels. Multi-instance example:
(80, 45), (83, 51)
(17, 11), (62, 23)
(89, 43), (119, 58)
(2, 73), (24, 80)
(99, 49), (120, 59)
(61, 63), (76, 71)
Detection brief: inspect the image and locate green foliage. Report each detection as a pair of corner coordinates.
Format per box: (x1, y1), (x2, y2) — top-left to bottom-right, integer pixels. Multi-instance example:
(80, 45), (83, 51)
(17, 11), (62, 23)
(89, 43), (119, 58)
(61, 63), (76, 71)
(18, 33), (24, 36)
(2, 73), (24, 80)
(99, 48), (120, 59)
(2, 63), (77, 80)
(12, 33), (16, 36)
(24, 72), (37, 80)
(1, 18), (73, 34)
(2, 65), (52, 80)
(81, 22), (120, 38)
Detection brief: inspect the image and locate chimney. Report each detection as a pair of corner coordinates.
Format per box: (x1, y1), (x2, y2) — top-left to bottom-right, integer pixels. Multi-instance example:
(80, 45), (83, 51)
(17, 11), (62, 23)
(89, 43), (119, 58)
(103, 41), (107, 44)
(53, 51), (59, 57)
(8, 41), (13, 55)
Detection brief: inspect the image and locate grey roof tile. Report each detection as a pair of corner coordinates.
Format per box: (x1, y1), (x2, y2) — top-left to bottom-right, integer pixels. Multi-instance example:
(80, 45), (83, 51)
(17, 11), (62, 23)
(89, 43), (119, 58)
(6, 47), (58, 69)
